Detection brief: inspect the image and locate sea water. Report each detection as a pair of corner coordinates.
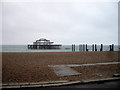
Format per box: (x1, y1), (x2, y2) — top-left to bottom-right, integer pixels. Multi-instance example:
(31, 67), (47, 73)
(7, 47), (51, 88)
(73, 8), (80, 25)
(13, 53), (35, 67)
(1, 45), (119, 52)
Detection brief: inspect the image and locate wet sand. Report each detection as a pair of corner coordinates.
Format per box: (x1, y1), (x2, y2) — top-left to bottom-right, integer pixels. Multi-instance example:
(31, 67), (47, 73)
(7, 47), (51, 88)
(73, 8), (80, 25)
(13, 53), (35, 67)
(2, 51), (120, 83)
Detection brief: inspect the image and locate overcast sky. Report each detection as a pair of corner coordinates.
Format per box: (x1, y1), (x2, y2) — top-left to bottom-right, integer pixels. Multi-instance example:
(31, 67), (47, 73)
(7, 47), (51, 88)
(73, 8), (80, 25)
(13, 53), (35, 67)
(2, 2), (118, 45)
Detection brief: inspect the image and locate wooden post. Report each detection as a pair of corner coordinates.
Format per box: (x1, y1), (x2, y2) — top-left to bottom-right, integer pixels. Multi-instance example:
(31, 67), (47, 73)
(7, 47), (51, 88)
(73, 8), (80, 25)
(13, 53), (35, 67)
(112, 44), (114, 51)
(83, 44), (85, 51)
(95, 44), (97, 51)
(86, 44), (88, 51)
(82, 44), (84, 51)
(72, 44), (73, 51)
(74, 44), (75, 51)
(31, 45), (33, 49)
(79, 45), (80, 51)
(109, 45), (112, 51)
(100, 44), (103, 51)
(92, 44), (94, 51)
(81, 44), (83, 51)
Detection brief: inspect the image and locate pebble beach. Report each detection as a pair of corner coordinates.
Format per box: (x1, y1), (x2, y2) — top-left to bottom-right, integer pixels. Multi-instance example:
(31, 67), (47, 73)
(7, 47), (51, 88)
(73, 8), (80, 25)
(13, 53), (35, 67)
(2, 51), (120, 84)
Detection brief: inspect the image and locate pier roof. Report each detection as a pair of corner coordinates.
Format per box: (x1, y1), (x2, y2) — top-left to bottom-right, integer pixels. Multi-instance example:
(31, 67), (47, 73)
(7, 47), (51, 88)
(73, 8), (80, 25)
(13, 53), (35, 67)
(36, 38), (51, 42)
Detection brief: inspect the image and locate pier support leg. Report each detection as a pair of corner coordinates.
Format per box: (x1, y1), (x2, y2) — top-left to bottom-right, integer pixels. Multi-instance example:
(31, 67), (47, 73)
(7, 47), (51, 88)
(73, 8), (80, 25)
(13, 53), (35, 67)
(100, 44), (103, 51)
(86, 44), (88, 51)
(109, 45), (112, 51)
(92, 44), (94, 51)
(74, 44), (75, 52)
(72, 44), (75, 52)
(83, 44), (85, 51)
(95, 44), (97, 51)
(112, 44), (114, 51)
(72, 44), (73, 51)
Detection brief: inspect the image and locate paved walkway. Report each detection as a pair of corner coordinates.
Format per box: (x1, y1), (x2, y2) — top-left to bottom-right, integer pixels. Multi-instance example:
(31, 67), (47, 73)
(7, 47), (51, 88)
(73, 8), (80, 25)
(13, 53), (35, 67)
(48, 62), (120, 77)
(49, 65), (80, 77)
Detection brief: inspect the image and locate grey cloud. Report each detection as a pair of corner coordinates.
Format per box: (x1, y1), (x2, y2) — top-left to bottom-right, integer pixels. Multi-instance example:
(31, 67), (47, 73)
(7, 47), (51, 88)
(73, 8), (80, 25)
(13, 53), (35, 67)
(2, 2), (118, 45)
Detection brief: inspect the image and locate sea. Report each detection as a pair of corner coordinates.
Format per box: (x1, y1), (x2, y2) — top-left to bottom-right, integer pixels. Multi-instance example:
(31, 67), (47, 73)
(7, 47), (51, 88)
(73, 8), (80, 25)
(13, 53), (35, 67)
(0, 45), (119, 52)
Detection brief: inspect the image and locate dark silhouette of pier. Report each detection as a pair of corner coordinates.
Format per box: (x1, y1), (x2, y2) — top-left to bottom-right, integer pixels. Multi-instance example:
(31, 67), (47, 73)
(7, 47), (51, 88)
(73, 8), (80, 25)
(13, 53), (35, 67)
(72, 44), (115, 52)
(28, 38), (62, 49)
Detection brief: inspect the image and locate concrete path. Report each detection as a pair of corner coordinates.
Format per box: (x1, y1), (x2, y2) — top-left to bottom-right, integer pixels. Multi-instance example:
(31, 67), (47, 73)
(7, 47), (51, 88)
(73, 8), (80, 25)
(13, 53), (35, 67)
(66, 61), (120, 67)
(49, 65), (80, 77)
(48, 62), (120, 77)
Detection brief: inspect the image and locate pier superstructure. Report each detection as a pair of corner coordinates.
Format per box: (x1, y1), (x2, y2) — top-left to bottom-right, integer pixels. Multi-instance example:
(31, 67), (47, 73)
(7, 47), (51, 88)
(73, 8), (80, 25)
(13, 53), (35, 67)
(28, 38), (62, 49)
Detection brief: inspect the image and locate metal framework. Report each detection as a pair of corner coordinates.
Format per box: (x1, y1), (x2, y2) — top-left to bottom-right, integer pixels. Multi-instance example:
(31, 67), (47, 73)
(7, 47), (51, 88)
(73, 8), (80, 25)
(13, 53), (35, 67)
(28, 38), (62, 49)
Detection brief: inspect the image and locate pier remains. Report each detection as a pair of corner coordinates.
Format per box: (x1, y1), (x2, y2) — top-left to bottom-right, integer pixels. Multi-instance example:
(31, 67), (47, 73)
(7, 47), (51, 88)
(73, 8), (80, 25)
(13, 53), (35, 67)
(28, 38), (62, 49)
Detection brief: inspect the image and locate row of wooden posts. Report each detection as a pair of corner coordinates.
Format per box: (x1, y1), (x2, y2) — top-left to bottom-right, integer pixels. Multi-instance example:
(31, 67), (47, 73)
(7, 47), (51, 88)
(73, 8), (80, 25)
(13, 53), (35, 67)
(72, 44), (114, 52)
